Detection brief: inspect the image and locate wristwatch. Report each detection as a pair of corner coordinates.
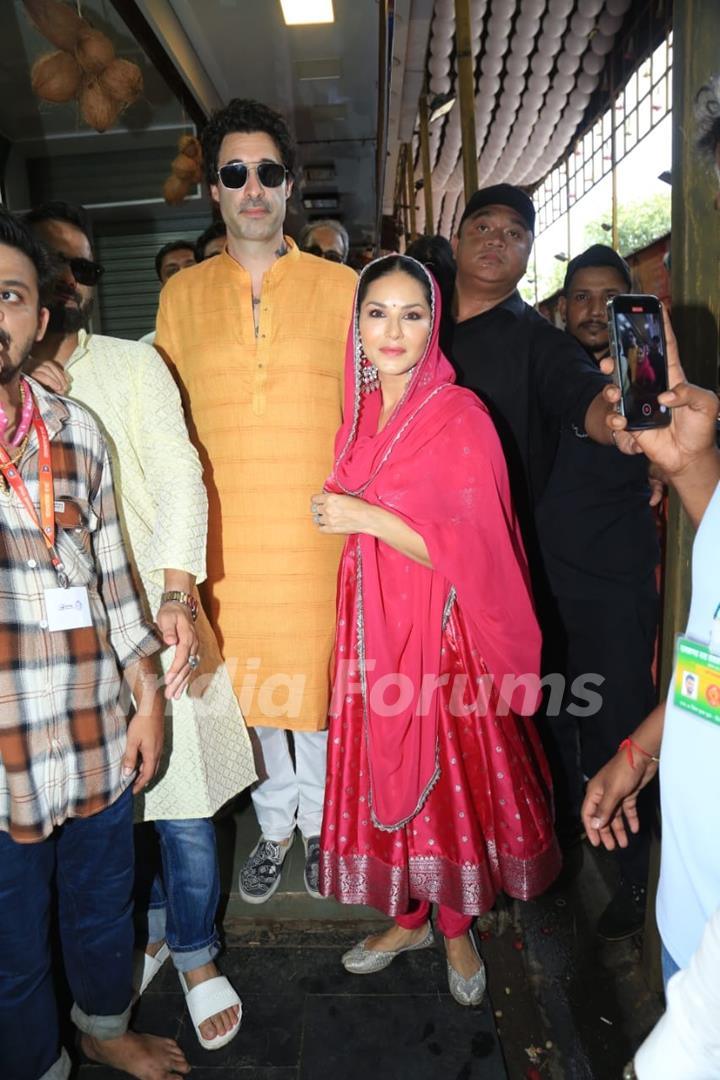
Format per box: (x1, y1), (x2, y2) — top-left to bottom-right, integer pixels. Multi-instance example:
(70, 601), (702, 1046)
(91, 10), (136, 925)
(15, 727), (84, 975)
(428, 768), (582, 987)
(160, 590), (198, 622)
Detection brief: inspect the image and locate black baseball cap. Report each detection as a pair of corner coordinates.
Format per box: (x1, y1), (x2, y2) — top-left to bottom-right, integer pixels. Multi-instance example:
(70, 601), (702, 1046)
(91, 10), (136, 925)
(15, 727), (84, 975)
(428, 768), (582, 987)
(563, 244), (632, 293)
(458, 183), (536, 234)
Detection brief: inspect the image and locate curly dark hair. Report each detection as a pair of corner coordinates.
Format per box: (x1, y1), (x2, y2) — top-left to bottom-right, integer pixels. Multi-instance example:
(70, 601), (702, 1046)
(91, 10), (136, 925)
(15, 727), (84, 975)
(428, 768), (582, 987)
(0, 208), (55, 307)
(696, 75), (720, 167)
(201, 99), (296, 187)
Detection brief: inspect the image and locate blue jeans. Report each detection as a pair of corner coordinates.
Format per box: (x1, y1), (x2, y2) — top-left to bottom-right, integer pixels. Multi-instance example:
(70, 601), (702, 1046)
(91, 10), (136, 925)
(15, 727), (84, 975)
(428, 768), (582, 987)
(0, 785), (134, 1080)
(661, 941), (681, 992)
(134, 817), (220, 973)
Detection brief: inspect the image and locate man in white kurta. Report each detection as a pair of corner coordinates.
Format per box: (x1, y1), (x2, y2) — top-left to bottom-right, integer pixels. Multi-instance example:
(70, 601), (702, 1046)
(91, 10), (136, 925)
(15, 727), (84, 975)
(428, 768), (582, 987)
(26, 202), (255, 1049)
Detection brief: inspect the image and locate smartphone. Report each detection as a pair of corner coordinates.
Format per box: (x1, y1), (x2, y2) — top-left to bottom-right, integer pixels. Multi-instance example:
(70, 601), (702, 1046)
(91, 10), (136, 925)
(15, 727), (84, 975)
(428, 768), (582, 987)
(607, 294), (671, 430)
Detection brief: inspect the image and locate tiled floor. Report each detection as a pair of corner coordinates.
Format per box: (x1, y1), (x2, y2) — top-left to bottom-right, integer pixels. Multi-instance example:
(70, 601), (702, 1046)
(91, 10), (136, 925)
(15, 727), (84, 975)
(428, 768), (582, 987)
(76, 924), (507, 1080)
(71, 796), (663, 1080)
(75, 795), (508, 1079)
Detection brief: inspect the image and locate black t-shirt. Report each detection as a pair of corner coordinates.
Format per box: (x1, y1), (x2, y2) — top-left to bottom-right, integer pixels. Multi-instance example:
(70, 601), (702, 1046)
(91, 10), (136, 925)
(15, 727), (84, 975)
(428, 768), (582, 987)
(451, 292), (608, 599)
(535, 359), (659, 597)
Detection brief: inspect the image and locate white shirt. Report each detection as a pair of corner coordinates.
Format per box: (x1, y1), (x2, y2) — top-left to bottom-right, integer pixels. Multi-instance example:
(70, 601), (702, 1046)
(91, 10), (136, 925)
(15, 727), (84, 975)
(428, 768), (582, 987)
(656, 479), (720, 969)
(636, 905), (720, 1078)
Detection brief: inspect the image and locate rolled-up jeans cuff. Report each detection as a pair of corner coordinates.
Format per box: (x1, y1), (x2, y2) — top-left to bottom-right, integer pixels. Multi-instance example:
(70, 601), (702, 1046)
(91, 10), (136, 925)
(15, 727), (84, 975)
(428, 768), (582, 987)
(40, 1048), (72, 1080)
(71, 999), (132, 1040)
(171, 936), (221, 974)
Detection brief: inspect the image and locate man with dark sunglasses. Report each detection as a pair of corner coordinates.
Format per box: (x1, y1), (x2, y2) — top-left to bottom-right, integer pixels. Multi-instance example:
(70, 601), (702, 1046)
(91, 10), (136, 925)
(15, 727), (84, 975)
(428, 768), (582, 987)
(24, 202), (101, 337)
(155, 98), (357, 911)
(24, 200), (255, 1049)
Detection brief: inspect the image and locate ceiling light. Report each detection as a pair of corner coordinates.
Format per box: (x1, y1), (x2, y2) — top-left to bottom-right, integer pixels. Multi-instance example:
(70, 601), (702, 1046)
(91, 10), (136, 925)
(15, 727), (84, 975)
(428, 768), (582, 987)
(280, 0), (334, 25)
(429, 93), (456, 123)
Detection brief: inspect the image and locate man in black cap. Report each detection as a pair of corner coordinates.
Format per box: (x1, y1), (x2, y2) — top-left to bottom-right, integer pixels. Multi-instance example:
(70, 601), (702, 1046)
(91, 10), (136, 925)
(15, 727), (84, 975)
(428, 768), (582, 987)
(535, 244), (660, 939)
(452, 186), (613, 593)
(451, 189), (642, 891)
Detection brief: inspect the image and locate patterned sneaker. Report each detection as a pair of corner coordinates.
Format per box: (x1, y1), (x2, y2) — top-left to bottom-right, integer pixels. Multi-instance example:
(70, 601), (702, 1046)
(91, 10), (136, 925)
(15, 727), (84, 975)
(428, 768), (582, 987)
(238, 835), (293, 904)
(302, 834), (322, 899)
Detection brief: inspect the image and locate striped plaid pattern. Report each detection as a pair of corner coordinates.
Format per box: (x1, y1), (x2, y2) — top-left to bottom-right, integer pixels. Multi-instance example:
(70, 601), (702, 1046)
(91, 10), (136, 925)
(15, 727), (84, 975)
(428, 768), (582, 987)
(0, 379), (160, 843)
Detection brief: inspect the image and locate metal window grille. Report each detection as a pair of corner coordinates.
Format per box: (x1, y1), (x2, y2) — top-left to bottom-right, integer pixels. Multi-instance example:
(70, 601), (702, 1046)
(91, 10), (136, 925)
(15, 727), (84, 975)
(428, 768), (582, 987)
(534, 31), (673, 238)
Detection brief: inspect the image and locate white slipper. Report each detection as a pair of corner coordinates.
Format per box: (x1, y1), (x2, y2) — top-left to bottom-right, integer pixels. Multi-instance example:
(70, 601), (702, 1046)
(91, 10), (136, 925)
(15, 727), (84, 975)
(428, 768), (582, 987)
(132, 942), (170, 998)
(178, 971), (242, 1051)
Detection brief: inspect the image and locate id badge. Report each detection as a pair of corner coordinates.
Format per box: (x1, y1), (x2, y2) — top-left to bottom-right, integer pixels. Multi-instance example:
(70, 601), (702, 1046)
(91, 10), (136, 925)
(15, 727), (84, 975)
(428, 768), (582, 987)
(44, 586), (93, 632)
(673, 635), (720, 726)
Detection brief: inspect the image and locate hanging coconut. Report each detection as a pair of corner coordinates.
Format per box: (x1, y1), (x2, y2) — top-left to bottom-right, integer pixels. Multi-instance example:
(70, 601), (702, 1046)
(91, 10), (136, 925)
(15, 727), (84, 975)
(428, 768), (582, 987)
(22, 0), (87, 52)
(79, 76), (122, 132)
(163, 175), (192, 206)
(98, 57), (143, 105)
(75, 28), (115, 75)
(178, 133), (202, 160)
(31, 49), (82, 103)
(171, 152), (200, 181)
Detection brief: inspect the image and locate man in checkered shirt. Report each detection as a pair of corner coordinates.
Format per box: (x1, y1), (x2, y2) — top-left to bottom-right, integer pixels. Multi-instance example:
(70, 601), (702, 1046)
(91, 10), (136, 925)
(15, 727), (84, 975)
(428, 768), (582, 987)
(0, 213), (189, 1080)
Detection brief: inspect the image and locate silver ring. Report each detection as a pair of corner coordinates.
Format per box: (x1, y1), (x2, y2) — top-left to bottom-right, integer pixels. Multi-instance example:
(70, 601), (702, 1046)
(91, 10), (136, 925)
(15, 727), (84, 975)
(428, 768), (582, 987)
(188, 654), (201, 670)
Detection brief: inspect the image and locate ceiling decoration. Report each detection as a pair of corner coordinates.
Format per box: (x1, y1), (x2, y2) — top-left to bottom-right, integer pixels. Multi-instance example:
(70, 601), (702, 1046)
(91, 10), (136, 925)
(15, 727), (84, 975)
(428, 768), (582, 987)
(414, 0), (632, 235)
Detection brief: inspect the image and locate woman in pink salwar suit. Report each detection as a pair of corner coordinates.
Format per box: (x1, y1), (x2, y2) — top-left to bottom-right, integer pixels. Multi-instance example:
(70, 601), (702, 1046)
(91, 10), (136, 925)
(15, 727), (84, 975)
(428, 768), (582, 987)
(311, 255), (560, 1006)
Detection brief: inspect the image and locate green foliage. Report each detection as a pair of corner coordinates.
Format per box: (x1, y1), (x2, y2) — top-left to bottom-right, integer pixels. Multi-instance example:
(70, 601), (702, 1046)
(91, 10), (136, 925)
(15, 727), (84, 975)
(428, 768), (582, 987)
(583, 192), (671, 256)
(525, 192), (672, 305)
(519, 258), (566, 306)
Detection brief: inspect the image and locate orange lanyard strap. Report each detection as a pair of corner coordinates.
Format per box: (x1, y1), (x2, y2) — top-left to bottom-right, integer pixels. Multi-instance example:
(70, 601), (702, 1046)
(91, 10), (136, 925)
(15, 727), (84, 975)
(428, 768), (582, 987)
(0, 406), (67, 585)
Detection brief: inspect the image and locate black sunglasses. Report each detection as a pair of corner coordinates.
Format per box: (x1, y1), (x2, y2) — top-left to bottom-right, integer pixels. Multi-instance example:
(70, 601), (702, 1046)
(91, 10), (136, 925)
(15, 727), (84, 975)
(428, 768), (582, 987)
(56, 253), (105, 286)
(218, 161), (288, 190)
(306, 244), (343, 263)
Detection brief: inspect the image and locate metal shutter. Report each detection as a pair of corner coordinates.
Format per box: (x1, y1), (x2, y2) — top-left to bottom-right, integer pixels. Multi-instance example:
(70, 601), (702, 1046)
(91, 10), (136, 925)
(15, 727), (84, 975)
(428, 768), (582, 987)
(95, 218), (207, 340)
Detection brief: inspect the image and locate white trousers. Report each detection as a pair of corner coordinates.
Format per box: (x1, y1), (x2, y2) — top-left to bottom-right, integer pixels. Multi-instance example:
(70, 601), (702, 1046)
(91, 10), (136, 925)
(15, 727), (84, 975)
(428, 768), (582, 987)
(250, 726), (328, 841)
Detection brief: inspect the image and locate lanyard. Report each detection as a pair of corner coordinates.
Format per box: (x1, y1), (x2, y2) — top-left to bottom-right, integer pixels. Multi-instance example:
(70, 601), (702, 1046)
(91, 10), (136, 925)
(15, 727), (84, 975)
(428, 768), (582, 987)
(0, 405), (68, 588)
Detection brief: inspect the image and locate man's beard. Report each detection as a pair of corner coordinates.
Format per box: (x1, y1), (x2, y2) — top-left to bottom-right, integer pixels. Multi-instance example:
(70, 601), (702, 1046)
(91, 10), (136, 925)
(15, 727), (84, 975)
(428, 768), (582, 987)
(0, 329), (36, 385)
(47, 295), (94, 334)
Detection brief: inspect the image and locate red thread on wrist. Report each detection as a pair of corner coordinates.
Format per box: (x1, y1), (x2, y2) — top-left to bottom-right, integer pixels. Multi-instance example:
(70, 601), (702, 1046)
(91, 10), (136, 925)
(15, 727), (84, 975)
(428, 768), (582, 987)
(619, 737), (657, 768)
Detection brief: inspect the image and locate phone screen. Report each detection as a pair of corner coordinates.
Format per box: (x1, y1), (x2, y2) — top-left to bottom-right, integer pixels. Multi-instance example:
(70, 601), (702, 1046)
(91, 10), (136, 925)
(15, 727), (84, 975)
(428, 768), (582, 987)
(608, 296), (671, 429)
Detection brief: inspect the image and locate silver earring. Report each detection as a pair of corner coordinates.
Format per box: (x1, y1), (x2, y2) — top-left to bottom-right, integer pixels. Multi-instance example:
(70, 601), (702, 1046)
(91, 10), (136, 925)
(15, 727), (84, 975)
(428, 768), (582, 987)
(359, 347), (380, 394)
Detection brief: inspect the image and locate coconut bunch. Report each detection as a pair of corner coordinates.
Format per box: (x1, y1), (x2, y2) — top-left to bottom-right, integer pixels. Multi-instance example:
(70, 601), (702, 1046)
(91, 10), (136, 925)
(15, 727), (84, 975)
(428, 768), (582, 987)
(163, 134), (204, 205)
(25, 0), (143, 133)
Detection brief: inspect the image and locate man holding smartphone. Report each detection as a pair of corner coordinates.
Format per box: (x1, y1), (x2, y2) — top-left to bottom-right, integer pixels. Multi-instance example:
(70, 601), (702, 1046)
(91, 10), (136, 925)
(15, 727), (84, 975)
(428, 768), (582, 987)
(536, 245), (661, 940)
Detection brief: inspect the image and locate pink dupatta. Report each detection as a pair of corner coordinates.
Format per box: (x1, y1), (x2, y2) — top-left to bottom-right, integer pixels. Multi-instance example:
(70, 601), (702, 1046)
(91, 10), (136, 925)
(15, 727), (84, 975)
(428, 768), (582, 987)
(326, 257), (541, 830)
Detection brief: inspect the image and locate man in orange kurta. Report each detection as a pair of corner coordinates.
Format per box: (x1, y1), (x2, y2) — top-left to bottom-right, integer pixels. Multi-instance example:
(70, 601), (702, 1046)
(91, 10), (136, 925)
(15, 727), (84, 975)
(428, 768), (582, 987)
(156, 99), (356, 903)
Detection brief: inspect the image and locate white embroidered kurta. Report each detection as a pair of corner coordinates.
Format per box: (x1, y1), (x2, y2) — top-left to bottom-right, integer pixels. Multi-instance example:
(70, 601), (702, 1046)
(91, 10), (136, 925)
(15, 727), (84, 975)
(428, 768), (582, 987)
(64, 330), (256, 819)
